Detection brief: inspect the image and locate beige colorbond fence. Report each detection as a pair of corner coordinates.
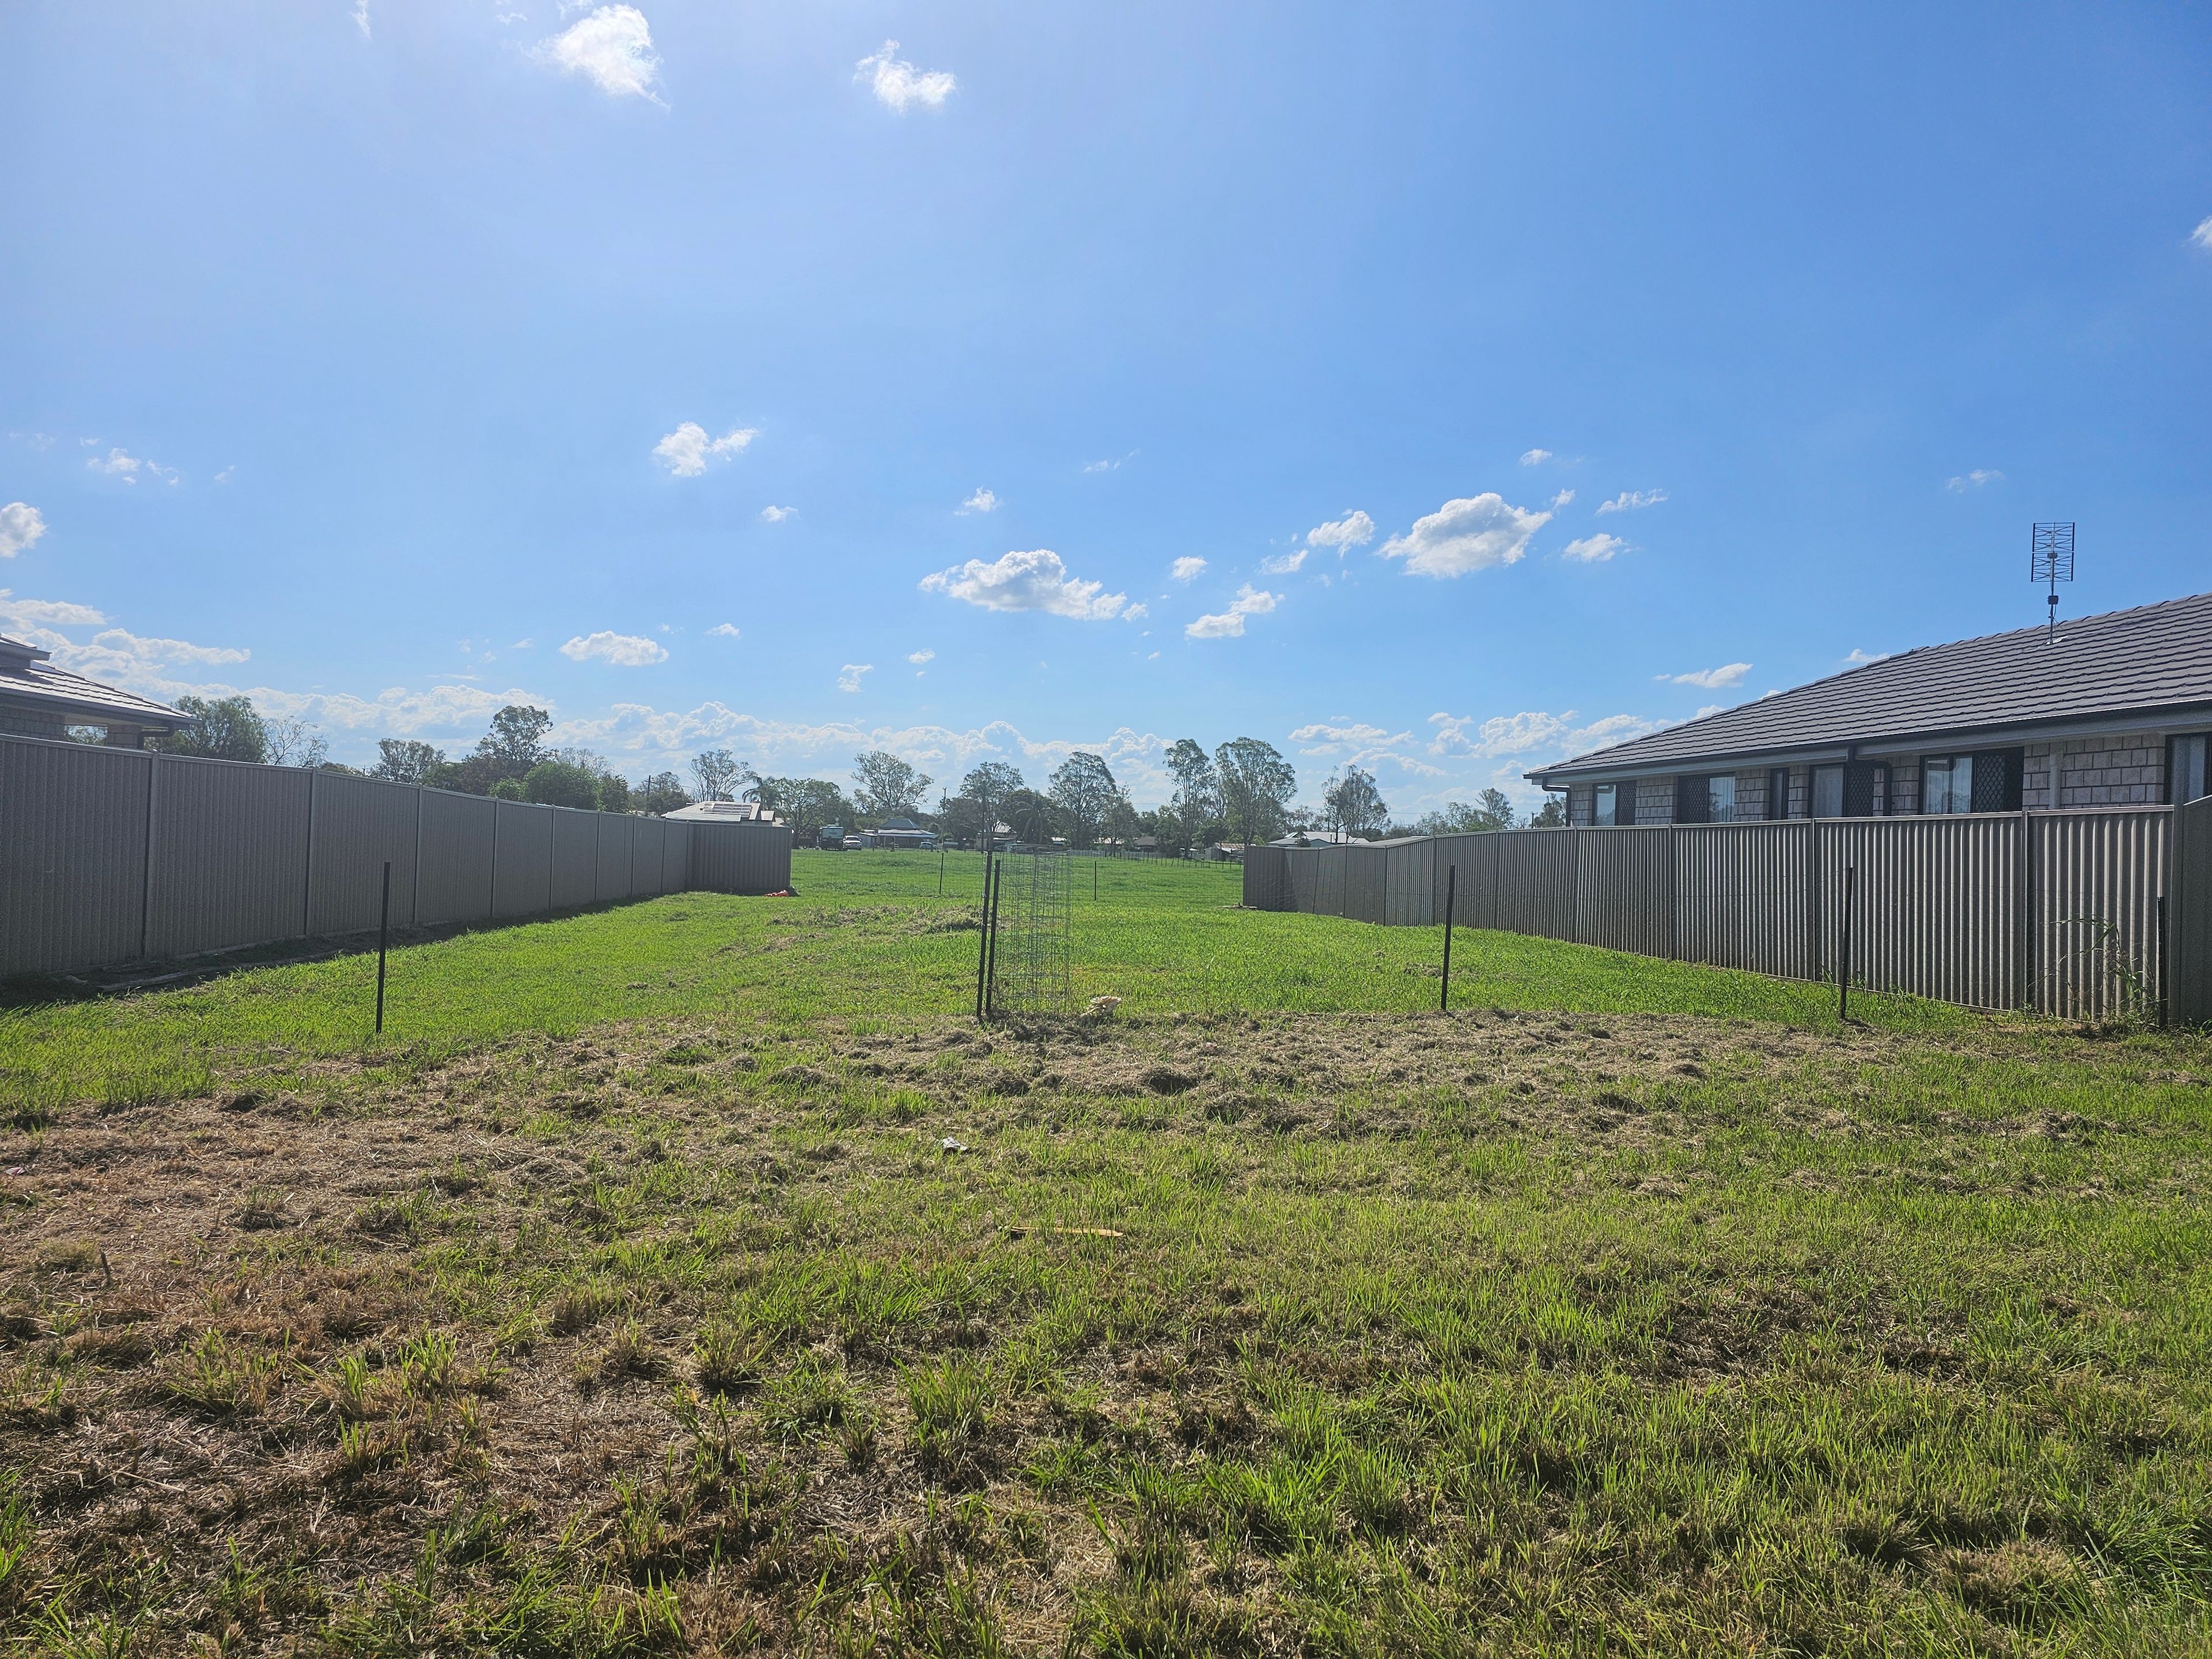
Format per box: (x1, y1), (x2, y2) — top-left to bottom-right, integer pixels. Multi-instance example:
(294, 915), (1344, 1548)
(1245, 806), (2195, 1021)
(1, 733), (790, 978)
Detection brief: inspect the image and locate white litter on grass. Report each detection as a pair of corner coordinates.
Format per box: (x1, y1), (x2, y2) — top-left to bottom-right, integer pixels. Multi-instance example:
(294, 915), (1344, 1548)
(939, 1137), (968, 1154)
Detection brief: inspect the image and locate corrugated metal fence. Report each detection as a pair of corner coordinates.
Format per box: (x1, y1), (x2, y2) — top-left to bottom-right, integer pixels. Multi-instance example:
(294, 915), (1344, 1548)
(1, 734), (790, 978)
(1244, 807), (2196, 1021)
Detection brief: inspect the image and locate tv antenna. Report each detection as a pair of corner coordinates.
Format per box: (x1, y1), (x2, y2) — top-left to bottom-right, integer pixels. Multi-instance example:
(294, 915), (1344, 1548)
(2029, 521), (2074, 642)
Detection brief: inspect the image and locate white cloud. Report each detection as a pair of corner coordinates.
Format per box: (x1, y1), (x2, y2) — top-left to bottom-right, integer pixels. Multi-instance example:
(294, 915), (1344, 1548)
(213, 466), (234, 484)
(707, 623), (741, 639)
(1305, 510), (1374, 553)
(1560, 532), (1628, 563)
(0, 590), (103, 628)
(919, 549), (1128, 620)
(1184, 584), (1278, 640)
(1664, 662), (1751, 690)
(1259, 548), (1307, 575)
(1549, 488), (1575, 509)
(1082, 458), (1120, 474)
(0, 502), (47, 559)
(353, 0), (370, 39)
(1518, 448), (1552, 466)
(1843, 647), (1890, 665)
(2193, 216), (2212, 251)
(958, 488), (998, 514)
(1169, 556), (1207, 582)
(1945, 469), (2003, 491)
(654, 422), (757, 476)
(759, 504), (796, 522)
(1123, 603), (1149, 623)
(86, 448), (177, 485)
(1289, 721), (1410, 757)
(1377, 494), (1550, 578)
(856, 40), (956, 112)
(539, 6), (664, 103)
(1427, 708), (1661, 762)
(1596, 489), (1666, 514)
(838, 663), (873, 693)
(907, 649), (934, 665)
(560, 631), (668, 666)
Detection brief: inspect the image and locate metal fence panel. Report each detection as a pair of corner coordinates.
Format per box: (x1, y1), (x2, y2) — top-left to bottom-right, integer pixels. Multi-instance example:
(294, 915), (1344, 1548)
(2033, 808), (2168, 1021)
(416, 790), (495, 925)
(1494, 831), (1577, 940)
(308, 772), (421, 936)
(0, 737), (151, 975)
(1343, 843), (1388, 925)
(2175, 798), (2212, 1026)
(1384, 838), (1436, 927)
(660, 820), (691, 893)
(1242, 846), (1287, 910)
(1575, 827), (1675, 956)
(690, 821), (793, 893)
(1823, 815), (2022, 1010)
(1675, 822), (1819, 979)
(597, 813), (633, 903)
(147, 756), (312, 958)
(491, 801), (554, 919)
(550, 809), (598, 910)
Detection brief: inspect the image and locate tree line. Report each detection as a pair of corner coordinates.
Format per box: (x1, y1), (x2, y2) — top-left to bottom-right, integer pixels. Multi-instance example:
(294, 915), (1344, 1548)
(153, 696), (1560, 839)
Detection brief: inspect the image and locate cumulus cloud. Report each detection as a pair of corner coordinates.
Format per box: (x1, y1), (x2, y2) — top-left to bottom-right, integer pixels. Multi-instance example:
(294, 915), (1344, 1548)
(1123, 603), (1149, 623)
(1184, 585), (1278, 640)
(2193, 215), (2212, 251)
(1518, 448), (1552, 465)
(759, 504), (796, 522)
(958, 488), (999, 514)
(0, 502), (47, 559)
(920, 549), (1128, 620)
(707, 623), (741, 639)
(908, 649), (934, 665)
(1596, 489), (1666, 514)
(539, 6), (664, 103)
(1560, 532), (1628, 563)
(0, 590), (103, 628)
(838, 664), (873, 693)
(1427, 709), (1660, 761)
(1305, 510), (1374, 554)
(1664, 662), (1751, 689)
(1945, 469), (2003, 491)
(1259, 548), (1307, 575)
(1844, 647), (1890, 665)
(560, 631), (668, 666)
(857, 40), (955, 111)
(654, 422), (757, 476)
(86, 448), (178, 485)
(1169, 556), (1207, 582)
(1377, 494), (1550, 578)
(1549, 489), (1575, 509)
(1289, 721), (1412, 759)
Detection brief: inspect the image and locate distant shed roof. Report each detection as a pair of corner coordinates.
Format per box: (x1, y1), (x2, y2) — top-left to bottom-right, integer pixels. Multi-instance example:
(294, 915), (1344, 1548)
(0, 635), (191, 730)
(1529, 592), (2212, 783)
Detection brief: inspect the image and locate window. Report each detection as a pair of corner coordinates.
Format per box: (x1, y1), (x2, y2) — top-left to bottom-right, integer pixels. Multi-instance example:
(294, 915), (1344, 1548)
(1707, 775), (1737, 824)
(2172, 734), (2210, 805)
(1810, 765), (1844, 819)
(1593, 783), (1618, 827)
(1842, 762), (1890, 818)
(1766, 768), (1790, 821)
(1922, 749), (2022, 813)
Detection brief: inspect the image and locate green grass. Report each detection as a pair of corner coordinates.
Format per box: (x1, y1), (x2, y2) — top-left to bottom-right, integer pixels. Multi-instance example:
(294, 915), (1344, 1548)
(4, 849), (2211, 1656)
(0, 849), (1975, 1116)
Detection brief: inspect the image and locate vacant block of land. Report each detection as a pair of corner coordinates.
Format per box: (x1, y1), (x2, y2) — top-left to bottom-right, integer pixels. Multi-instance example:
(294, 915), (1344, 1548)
(4, 853), (2211, 1656)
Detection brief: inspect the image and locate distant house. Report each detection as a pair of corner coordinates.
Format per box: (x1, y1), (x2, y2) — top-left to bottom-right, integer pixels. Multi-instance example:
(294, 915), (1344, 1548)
(0, 635), (190, 748)
(866, 817), (938, 849)
(1527, 593), (2212, 823)
(662, 799), (781, 825)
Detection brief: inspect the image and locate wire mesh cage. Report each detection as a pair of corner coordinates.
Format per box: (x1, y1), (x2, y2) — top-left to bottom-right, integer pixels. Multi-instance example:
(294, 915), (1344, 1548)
(989, 849), (1074, 1014)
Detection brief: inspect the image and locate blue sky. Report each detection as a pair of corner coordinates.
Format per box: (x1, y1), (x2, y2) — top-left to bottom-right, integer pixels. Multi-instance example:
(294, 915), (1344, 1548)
(5, 2), (2209, 812)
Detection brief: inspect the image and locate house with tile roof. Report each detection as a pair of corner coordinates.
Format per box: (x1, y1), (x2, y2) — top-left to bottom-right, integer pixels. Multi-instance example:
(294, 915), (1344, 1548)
(1527, 593), (2212, 824)
(0, 634), (191, 748)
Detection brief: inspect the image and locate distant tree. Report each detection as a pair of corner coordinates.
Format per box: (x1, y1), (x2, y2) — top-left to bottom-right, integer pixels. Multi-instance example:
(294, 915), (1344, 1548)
(1475, 787), (1517, 831)
(372, 738), (446, 784)
(690, 748), (749, 802)
(1214, 737), (1296, 850)
(760, 777), (853, 842)
(851, 750), (933, 821)
(478, 706), (551, 777)
(998, 787), (1058, 844)
(958, 760), (1024, 827)
(1103, 793), (1143, 848)
(490, 777), (527, 801)
(159, 695), (267, 763)
(261, 713), (329, 770)
(1048, 752), (1122, 847)
(1529, 796), (1566, 828)
(636, 771), (691, 815)
(934, 793), (984, 847)
(522, 759), (600, 810)
(1323, 766), (1389, 839)
(595, 773), (632, 813)
(1410, 790), (1520, 836)
(424, 754), (503, 796)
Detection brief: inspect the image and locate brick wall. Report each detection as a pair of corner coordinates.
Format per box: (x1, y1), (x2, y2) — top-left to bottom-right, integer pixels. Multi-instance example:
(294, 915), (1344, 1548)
(2046, 735), (2168, 806)
(0, 705), (68, 740)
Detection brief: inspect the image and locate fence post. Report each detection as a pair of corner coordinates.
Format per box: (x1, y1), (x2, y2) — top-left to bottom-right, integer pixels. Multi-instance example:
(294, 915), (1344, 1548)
(975, 838), (996, 1021)
(139, 750), (161, 960)
(2019, 807), (2033, 1013)
(302, 766), (318, 937)
(412, 785), (425, 926)
(2159, 892), (2169, 1028)
(983, 862), (1003, 1020)
(1440, 865), (1457, 1013)
(375, 861), (391, 1035)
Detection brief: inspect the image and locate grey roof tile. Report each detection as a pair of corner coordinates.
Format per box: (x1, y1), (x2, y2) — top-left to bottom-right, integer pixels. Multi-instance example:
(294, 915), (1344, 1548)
(0, 635), (191, 728)
(1531, 592), (2212, 781)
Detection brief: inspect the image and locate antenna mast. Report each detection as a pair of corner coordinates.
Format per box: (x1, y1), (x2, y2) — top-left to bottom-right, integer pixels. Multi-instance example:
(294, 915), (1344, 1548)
(2029, 521), (2075, 643)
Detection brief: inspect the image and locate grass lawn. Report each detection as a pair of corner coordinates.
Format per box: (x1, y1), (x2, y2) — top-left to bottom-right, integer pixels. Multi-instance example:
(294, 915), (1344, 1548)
(4, 849), (2211, 1656)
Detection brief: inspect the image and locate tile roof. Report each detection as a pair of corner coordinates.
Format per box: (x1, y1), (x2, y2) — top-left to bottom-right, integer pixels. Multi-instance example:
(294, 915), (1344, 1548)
(1529, 591), (2212, 782)
(0, 635), (191, 729)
